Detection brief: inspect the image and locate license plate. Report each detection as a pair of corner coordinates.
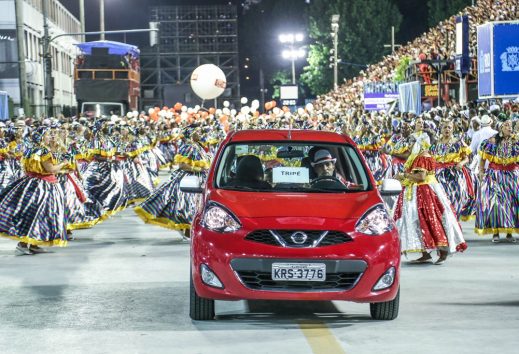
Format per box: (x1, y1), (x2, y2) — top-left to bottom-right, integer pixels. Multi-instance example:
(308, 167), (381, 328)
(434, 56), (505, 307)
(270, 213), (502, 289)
(271, 263), (326, 282)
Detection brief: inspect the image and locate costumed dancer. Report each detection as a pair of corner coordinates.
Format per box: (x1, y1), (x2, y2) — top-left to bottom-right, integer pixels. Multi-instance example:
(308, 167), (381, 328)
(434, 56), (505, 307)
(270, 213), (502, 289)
(82, 120), (128, 218)
(394, 131), (467, 265)
(0, 127), (69, 255)
(354, 116), (389, 184)
(121, 125), (154, 204)
(7, 120), (27, 181)
(383, 118), (412, 178)
(475, 115), (519, 243)
(134, 126), (211, 238)
(0, 123), (15, 193)
(430, 120), (476, 220)
(58, 124), (103, 232)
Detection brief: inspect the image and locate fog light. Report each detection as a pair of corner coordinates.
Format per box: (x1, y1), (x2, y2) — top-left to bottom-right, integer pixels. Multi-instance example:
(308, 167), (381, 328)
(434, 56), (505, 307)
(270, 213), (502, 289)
(200, 264), (224, 289)
(373, 267), (396, 291)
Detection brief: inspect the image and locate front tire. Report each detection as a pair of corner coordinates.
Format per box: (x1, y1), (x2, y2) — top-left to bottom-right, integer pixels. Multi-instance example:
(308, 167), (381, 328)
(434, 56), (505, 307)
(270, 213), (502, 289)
(189, 272), (215, 320)
(370, 288), (399, 320)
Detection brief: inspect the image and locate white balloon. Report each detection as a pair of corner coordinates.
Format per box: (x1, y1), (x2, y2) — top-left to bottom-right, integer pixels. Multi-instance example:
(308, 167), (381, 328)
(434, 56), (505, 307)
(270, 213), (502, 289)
(297, 108), (305, 115)
(251, 99), (260, 109)
(240, 97), (248, 104)
(148, 108), (155, 115)
(272, 107), (281, 115)
(132, 110), (139, 118)
(190, 64), (227, 100)
(223, 107), (231, 115)
(181, 106), (188, 112)
(187, 108), (194, 114)
(241, 106), (251, 115)
(126, 112), (133, 118)
(223, 100), (230, 108)
(305, 103), (314, 112)
(230, 109), (237, 116)
(180, 112), (188, 121)
(194, 105), (201, 112)
(216, 109), (223, 115)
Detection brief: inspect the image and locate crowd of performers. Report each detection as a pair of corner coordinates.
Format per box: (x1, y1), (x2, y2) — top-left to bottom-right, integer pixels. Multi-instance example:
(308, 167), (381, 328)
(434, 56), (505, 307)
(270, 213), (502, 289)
(0, 101), (517, 263)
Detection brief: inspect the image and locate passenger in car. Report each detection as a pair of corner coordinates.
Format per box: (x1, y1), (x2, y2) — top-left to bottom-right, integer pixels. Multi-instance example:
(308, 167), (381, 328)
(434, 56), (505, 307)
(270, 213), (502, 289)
(231, 155), (271, 189)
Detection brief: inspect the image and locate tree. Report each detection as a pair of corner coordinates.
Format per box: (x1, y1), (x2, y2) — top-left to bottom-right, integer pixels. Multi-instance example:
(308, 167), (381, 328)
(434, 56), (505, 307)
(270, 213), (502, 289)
(301, 0), (402, 96)
(427, 0), (472, 27)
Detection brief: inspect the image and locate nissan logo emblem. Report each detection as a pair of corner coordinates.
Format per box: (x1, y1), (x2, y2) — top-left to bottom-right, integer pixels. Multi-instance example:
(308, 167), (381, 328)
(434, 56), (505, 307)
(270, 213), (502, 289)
(290, 231), (308, 244)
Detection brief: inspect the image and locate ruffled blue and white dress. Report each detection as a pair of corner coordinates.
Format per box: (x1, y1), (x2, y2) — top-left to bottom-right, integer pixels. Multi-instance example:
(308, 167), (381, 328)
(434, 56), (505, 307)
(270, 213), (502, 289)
(134, 141), (210, 231)
(0, 146), (68, 247)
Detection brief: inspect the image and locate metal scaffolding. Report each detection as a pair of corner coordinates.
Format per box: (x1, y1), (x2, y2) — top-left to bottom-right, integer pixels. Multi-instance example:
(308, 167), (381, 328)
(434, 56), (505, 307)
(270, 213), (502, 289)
(141, 5), (240, 108)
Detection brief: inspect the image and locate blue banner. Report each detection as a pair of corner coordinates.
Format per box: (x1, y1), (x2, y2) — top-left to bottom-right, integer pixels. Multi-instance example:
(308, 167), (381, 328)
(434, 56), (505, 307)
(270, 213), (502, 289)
(363, 82), (399, 111)
(493, 23), (519, 96)
(477, 24), (492, 97)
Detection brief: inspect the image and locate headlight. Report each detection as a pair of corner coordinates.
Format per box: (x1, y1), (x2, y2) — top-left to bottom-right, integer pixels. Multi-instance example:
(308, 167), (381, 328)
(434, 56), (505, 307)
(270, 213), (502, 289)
(355, 204), (394, 235)
(201, 202), (241, 233)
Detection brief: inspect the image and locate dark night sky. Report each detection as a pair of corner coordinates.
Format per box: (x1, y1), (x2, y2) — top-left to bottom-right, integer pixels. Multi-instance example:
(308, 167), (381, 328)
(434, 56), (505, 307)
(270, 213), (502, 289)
(60, 0), (237, 45)
(60, 0), (426, 46)
(59, 0), (426, 97)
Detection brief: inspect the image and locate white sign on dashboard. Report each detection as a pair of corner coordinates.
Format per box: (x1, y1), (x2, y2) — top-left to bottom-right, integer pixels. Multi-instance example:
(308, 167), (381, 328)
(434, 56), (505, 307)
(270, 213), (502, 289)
(273, 167), (309, 184)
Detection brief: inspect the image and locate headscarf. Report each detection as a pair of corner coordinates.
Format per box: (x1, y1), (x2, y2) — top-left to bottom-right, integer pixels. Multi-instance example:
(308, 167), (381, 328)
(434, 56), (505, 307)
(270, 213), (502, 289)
(404, 131), (431, 170)
(31, 126), (49, 145)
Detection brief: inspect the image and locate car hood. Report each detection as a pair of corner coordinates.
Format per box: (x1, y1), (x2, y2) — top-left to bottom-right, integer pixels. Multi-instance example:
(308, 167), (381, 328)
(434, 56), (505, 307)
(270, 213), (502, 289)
(208, 189), (380, 219)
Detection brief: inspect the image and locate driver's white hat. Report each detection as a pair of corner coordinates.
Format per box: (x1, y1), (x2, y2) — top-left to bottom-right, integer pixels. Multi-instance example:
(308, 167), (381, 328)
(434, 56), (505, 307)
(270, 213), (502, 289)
(311, 149), (336, 166)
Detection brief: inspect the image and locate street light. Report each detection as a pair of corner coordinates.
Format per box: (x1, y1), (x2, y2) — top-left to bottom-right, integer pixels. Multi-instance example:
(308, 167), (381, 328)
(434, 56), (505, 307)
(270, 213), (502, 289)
(331, 14), (340, 90)
(279, 32), (304, 84)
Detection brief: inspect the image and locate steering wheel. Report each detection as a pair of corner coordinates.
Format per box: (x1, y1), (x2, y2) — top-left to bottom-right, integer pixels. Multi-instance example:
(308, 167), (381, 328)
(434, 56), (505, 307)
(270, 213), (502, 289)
(310, 175), (348, 190)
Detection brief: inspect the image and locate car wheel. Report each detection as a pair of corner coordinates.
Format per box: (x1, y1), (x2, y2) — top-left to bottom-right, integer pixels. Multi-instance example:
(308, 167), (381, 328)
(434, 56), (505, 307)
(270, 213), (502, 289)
(370, 288), (399, 320)
(189, 272), (215, 321)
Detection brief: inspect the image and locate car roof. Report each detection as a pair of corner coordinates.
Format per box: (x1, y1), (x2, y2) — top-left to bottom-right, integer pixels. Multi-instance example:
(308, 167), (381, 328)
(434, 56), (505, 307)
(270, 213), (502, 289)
(226, 129), (355, 144)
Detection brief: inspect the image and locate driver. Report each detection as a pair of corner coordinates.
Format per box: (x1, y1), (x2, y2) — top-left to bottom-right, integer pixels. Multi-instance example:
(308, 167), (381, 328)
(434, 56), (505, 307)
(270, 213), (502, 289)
(310, 149), (349, 185)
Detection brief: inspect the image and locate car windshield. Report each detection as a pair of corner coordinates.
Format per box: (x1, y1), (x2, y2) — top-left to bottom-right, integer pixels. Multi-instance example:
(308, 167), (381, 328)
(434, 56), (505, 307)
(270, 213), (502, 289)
(215, 142), (371, 193)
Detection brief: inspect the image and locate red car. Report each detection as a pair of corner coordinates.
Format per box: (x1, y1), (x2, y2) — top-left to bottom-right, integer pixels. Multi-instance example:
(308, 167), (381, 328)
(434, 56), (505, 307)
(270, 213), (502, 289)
(181, 129), (401, 321)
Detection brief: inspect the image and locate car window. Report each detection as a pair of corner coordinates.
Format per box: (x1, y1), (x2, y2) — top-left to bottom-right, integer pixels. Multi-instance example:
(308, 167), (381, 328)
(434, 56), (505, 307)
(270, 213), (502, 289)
(215, 142), (371, 193)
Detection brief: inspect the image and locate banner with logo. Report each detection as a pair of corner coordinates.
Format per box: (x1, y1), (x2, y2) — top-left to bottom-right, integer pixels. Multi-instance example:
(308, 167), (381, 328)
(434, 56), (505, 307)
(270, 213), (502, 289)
(493, 22), (519, 96)
(477, 21), (519, 98)
(363, 82), (399, 111)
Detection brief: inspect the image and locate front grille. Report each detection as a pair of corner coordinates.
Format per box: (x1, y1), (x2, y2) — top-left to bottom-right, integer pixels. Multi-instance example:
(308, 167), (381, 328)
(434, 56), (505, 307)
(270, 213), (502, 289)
(245, 230), (352, 247)
(236, 271), (362, 291)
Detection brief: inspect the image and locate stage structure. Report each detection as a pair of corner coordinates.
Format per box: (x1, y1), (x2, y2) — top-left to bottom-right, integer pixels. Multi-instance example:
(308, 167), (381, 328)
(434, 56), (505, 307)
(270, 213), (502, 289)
(141, 5), (240, 109)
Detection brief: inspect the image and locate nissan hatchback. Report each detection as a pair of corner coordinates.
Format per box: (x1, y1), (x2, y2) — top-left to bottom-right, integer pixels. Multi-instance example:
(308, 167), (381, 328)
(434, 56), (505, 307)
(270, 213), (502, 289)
(181, 130), (401, 321)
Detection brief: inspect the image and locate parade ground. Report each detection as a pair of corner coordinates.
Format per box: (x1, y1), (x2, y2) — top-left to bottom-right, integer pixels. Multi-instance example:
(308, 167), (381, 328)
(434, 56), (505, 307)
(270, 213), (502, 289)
(0, 190), (518, 354)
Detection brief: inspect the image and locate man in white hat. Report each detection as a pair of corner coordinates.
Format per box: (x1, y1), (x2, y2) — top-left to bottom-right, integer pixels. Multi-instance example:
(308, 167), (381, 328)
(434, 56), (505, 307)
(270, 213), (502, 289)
(310, 149), (351, 187)
(470, 114), (497, 154)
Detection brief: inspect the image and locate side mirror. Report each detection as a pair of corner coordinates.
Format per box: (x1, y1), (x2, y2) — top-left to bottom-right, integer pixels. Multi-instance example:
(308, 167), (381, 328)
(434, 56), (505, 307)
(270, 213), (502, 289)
(179, 175), (203, 194)
(379, 178), (402, 197)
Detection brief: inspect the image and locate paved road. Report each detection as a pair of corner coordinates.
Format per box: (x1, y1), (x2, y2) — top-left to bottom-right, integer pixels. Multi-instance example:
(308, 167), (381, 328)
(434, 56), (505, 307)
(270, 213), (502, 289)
(0, 204), (518, 354)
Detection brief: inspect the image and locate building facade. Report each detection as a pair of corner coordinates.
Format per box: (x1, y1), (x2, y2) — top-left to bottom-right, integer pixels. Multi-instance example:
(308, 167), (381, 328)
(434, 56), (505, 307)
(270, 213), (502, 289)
(0, 0), (80, 118)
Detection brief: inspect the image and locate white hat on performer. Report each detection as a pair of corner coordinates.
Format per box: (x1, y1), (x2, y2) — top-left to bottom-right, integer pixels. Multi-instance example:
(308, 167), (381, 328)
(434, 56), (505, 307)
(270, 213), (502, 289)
(489, 104), (500, 113)
(471, 116), (481, 124)
(480, 115), (492, 127)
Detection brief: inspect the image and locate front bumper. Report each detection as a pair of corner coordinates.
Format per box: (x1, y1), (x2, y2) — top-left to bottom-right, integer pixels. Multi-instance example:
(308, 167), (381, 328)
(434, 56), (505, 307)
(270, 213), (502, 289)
(191, 217), (400, 303)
